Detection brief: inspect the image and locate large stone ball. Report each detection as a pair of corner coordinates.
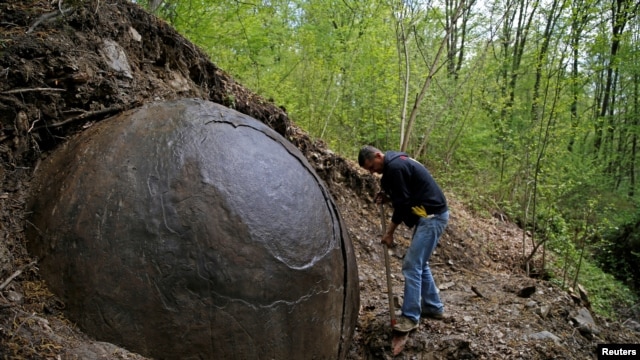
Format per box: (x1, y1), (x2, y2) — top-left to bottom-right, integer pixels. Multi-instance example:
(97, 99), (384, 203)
(26, 99), (359, 359)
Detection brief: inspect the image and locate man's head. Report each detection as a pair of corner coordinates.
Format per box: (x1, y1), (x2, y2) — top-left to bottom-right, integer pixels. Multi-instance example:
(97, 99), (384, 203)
(358, 146), (385, 174)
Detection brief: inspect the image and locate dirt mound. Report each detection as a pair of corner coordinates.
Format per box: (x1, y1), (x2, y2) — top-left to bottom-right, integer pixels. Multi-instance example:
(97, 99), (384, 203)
(0, 0), (288, 162)
(1, 1), (638, 359)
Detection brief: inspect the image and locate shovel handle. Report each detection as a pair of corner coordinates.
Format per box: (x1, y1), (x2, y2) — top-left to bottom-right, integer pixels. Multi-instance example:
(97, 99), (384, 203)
(380, 203), (396, 327)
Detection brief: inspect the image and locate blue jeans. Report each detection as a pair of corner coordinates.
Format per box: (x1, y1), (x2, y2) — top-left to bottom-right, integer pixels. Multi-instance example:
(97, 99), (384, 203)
(401, 211), (449, 322)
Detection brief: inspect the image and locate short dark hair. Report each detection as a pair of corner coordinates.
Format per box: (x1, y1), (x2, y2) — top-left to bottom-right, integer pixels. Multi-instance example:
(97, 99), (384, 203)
(358, 146), (380, 166)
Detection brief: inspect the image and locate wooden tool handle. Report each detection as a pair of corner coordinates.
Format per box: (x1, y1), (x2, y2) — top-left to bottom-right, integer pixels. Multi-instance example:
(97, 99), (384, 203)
(380, 204), (396, 326)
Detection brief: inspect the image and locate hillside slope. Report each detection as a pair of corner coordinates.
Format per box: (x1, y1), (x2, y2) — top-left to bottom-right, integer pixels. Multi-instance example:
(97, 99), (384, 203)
(1, 1), (638, 359)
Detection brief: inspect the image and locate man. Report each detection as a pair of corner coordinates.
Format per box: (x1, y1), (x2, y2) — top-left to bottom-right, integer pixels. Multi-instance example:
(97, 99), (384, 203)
(358, 145), (449, 333)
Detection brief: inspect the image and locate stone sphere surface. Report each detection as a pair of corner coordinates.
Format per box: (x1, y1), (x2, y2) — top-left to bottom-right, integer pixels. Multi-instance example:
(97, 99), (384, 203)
(26, 99), (359, 359)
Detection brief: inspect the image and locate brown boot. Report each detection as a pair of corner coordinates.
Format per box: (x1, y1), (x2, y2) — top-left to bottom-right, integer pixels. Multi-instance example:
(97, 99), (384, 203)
(393, 316), (419, 333)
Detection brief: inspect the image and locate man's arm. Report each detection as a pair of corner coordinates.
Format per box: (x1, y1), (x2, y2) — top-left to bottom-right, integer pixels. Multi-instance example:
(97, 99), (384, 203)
(386, 166), (413, 225)
(381, 220), (398, 247)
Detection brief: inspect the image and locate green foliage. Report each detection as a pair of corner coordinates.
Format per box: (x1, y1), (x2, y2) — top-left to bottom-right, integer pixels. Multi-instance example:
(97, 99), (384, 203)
(594, 212), (640, 291)
(147, 0), (640, 311)
(558, 257), (638, 318)
(536, 206), (570, 244)
(540, 212), (638, 319)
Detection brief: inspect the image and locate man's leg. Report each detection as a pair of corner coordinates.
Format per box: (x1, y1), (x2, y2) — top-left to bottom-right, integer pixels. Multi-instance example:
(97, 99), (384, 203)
(420, 211), (449, 315)
(400, 217), (432, 323)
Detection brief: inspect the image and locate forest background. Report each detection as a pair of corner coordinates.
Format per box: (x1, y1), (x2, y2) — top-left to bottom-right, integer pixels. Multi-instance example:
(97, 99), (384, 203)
(135, 0), (639, 317)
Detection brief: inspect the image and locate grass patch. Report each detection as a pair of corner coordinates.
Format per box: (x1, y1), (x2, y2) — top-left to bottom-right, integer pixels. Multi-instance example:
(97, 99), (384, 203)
(549, 255), (638, 319)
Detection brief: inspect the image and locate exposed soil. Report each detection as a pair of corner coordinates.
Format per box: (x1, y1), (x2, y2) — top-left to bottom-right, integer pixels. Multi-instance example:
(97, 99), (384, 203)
(1, 1), (639, 359)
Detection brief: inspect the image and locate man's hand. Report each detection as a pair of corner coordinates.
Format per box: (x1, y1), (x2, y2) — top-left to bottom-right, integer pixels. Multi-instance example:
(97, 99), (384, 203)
(381, 221), (398, 247)
(381, 232), (394, 247)
(375, 191), (390, 205)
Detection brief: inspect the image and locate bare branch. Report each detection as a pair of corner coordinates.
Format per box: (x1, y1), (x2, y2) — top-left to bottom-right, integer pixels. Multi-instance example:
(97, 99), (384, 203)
(2, 88), (65, 95)
(0, 261), (37, 291)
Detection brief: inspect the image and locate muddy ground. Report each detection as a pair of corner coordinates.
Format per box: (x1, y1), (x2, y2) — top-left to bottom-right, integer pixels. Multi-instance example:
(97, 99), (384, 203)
(1, 1), (639, 359)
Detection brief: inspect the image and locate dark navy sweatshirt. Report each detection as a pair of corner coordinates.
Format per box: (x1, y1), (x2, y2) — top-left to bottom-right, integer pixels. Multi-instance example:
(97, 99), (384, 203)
(380, 151), (448, 228)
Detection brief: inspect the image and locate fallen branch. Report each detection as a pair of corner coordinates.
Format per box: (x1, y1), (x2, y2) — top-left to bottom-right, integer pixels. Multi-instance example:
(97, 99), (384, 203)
(0, 261), (37, 291)
(48, 106), (123, 128)
(34, 101), (139, 130)
(471, 286), (484, 298)
(1, 88), (65, 95)
(26, 5), (73, 34)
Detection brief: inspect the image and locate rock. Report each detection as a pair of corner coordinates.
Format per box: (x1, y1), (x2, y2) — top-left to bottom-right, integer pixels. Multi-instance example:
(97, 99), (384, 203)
(568, 286), (586, 306)
(517, 285), (536, 298)
(101, 39), (133, 79)
(128, 26), (141, 42)
(577, 284), (591, 307)
(528, 330), (561, 343)
(571, 307), (600, 337)
(623, 319), (640, 333)
(439, 281), (455, 290)
(26, 99), (359, 360)
(537, 304), (551, 318)
(441, 335), (474, 359)
(6, 290), (22, 303)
